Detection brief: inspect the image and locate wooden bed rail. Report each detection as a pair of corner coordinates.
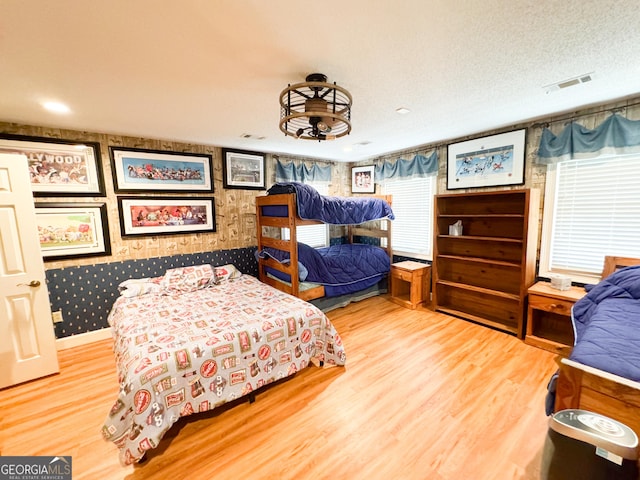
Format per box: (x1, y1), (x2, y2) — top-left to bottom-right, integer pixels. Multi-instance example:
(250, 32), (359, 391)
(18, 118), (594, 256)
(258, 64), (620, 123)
(602, 255), (640, 278)
(346, 193), (393, 257)
(556, 358), (640, 436)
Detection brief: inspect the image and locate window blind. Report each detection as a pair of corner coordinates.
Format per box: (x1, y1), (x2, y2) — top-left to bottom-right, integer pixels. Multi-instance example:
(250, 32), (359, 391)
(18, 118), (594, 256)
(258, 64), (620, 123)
(382, 176), (434, 258)
(546, 154), (640, 275)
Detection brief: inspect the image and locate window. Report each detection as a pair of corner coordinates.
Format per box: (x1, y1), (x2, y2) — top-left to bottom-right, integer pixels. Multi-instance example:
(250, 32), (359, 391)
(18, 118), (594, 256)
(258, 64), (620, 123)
(382, 176), (436, 259)
(539, 153), (640, 283)
(282, 183), (329, 247)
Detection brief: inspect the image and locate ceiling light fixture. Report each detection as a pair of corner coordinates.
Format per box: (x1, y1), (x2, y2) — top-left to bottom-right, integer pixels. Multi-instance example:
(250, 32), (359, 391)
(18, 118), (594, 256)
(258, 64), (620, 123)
(42, 101), (71, 114)
(279, 73), (352, 141)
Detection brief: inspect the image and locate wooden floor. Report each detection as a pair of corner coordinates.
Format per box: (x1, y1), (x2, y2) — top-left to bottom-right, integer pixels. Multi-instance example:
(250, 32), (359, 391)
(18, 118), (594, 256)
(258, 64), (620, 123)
(0, 295), (562, 479)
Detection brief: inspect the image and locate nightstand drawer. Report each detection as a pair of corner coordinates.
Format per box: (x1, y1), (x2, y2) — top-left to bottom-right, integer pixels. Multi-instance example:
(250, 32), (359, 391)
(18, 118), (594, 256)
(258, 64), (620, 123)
(529, 295), (574, 316)
(393, 268), (414, 282)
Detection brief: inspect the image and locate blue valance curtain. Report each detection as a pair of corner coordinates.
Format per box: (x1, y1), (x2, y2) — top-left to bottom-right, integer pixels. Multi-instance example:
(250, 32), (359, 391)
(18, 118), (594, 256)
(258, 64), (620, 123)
(275, 151), (437, 184)
(374, 151), (438, 182)
(537, 114), (640, 164)
(275, 159), (332, 183)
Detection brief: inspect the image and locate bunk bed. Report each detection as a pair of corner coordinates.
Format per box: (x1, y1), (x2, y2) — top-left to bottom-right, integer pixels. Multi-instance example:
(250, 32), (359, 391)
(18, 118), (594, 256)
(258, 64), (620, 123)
(101, 264), (346, 465)
(255, 182), (394, 303)
(553, 256), (640, 436)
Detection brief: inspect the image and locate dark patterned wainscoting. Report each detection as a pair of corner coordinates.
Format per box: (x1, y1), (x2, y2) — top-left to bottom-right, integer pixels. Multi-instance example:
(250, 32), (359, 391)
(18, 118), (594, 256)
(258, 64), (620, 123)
(392, 255), (430, 265)
(45, 247), (259, 338)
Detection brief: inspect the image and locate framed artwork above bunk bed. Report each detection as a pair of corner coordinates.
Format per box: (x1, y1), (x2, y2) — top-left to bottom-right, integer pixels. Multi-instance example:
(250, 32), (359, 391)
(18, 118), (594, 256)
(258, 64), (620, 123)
(255, 182), (394, 308)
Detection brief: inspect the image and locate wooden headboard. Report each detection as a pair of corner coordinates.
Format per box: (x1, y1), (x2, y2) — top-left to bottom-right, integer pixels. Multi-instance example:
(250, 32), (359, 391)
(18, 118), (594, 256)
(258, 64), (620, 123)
(601, 256), (640, 278)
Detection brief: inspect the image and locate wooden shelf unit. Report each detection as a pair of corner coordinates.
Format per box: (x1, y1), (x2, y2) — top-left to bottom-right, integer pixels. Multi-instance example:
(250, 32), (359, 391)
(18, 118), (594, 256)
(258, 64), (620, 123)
(432, 189), (540, 337)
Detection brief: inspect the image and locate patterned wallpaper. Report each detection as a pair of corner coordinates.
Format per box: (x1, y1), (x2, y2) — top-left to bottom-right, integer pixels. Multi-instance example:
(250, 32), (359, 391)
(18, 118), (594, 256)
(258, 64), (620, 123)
(0, 122), (348, 339)
(0, 123), (352, 267)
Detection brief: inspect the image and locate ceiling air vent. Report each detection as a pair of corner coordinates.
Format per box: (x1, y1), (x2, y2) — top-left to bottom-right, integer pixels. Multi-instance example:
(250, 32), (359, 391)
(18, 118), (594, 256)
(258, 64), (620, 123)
(544, 72), (594, 93)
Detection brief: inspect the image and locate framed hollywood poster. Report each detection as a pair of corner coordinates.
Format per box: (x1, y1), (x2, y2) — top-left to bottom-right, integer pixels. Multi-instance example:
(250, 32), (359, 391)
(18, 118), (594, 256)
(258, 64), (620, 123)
(118, 197), (216, 237)
(0, 134), (105, 196)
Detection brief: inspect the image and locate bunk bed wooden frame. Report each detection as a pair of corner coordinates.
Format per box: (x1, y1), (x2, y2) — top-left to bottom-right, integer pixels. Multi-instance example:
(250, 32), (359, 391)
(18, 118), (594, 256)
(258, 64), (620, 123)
(255, 193), (393, 301)
(554, 255), (640, 436)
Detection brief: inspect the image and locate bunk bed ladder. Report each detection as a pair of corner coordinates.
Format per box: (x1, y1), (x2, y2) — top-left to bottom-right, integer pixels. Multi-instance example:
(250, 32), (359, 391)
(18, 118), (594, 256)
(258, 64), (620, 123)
(256, 194), (301, 297)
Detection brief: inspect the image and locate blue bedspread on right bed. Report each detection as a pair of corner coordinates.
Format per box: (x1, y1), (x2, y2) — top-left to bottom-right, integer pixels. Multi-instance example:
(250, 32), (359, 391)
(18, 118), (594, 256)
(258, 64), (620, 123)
(569, 265), (640, 382)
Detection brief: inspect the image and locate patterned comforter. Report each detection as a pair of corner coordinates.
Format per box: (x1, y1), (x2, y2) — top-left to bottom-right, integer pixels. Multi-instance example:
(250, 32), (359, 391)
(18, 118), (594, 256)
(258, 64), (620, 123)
(101, 267), (346, 465)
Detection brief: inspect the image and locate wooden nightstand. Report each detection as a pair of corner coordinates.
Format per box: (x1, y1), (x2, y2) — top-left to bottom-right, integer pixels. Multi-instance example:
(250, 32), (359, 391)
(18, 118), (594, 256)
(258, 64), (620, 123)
(390, 261), (431, 309)
(525, 281), (587, 356)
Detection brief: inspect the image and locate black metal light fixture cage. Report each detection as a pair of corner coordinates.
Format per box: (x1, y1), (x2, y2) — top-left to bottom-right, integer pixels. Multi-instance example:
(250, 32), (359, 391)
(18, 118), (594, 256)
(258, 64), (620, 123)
(279, 73), (352, 141)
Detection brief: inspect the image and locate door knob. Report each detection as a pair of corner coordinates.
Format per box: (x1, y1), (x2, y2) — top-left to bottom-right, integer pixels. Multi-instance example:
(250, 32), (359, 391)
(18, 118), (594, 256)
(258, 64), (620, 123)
(17, 280), (41, 287)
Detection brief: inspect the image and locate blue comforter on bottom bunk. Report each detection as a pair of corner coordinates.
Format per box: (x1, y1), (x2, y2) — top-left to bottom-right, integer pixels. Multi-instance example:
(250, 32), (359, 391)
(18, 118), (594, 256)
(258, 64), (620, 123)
(569, 265), (640, 382)
(258, 242), (391, 297)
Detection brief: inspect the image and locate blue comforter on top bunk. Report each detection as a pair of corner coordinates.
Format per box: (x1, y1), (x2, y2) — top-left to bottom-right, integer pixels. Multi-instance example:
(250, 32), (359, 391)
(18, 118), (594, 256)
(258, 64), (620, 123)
(569, 265), (640, 382)
(266, 182), (395, 224)
(259, 242), (391, 297)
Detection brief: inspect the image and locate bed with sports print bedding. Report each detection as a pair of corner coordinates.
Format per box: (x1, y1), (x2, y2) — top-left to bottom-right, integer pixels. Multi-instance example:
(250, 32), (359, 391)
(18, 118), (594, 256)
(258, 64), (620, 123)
(101, 264), (346, 465)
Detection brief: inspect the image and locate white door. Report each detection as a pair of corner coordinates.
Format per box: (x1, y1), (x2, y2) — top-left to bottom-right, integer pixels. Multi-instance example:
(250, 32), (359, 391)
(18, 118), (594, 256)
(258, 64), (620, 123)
(0, 153), (59, 388)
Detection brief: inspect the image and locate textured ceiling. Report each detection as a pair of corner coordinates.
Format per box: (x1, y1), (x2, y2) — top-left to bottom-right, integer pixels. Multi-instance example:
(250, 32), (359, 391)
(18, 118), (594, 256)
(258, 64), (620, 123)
(1, 0), (640, 162)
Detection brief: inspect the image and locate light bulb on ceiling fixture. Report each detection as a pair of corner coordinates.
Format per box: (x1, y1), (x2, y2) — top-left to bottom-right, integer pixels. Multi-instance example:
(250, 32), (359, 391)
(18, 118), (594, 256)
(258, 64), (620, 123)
(317, 121), (331, 133)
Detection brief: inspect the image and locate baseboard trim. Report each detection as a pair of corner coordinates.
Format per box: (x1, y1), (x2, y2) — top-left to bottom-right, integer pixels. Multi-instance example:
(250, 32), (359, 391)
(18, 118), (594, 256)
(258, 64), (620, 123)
(56, 328), (112, 350)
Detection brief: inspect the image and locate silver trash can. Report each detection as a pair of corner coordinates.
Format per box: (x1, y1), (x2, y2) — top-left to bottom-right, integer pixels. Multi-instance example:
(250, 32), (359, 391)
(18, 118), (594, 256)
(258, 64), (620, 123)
(541, 409), (639, 480)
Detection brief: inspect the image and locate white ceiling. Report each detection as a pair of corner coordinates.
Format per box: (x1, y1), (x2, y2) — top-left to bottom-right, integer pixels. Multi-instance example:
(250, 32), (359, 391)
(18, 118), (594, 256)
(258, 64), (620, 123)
(2, 1), (640, 162)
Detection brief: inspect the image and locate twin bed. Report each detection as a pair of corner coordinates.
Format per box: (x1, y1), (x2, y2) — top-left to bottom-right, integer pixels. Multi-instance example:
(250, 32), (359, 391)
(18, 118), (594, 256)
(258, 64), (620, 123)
(553, 256), (640, 436)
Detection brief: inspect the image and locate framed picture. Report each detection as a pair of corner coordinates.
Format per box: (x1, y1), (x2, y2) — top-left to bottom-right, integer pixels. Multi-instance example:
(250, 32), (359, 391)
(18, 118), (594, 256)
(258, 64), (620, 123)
(110, 146), (213, 193)
(351, 165), (375, 193)
(0, 134), (105, 196)
(221, 148), (266, 190)
(118, 197), (216, 237)
(35, 203), (111, 260)
(447, 129), (526, 190)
